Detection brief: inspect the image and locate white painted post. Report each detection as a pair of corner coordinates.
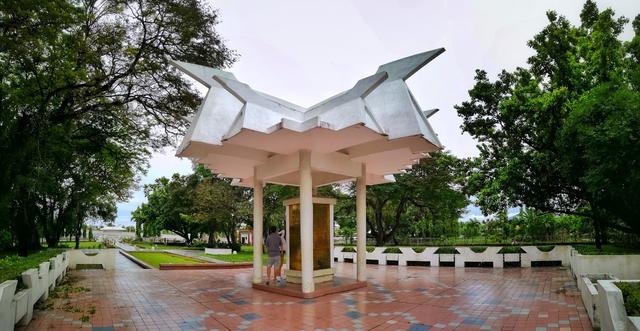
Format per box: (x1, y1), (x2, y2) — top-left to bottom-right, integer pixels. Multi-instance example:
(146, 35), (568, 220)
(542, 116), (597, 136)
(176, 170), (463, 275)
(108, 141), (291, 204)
(0, 280), (17, 331)
(299, 150), (315, 293)
(330, 203), (335, 269)
(356, 163), (367, 282)
(285, 205), (290, 271)
(252, 168), (264, 284)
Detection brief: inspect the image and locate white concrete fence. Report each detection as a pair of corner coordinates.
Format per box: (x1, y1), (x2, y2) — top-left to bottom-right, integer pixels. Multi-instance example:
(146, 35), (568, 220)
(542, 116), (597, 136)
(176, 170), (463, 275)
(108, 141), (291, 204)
(0, 251), (69, 331)
(204, 248), (233, 255)
(0, 249), (117, 331)
(568, 247), (640, 331)
(333, 245), (571, 268)
(2, 246), (639, 331)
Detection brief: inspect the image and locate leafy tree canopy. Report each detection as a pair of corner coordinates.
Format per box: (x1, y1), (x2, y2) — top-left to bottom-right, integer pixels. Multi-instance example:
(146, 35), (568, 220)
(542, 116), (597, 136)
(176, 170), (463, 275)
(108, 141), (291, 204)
(0, 0), (236, 254)
(455, 1), (640, 245)
(351, 151), (468, 246)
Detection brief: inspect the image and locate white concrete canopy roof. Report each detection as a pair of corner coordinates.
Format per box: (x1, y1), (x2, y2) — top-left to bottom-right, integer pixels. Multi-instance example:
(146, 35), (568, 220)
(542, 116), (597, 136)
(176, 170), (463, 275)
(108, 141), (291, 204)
(173, 48), (445, 188)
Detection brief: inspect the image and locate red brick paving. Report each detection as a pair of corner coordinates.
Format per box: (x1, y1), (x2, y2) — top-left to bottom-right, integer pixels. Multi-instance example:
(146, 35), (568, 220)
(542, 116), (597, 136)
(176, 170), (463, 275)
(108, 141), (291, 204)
(19, 255), (592, 331)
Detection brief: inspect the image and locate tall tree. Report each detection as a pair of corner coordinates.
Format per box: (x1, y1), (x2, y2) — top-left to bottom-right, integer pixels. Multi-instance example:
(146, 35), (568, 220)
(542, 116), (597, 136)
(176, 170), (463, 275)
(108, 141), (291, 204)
(358, 151), (468, 246)
(455, 1), (639, 247)
(0, 0), (236, 254)
(191, 166), (251, 246)
(138, 174), (202, 244)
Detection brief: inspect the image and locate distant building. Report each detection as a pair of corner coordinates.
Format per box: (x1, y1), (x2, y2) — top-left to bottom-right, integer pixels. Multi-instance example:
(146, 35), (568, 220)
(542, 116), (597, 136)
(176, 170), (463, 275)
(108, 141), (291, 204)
(96, 226), (134, 242)
(237, 226), (253, 245)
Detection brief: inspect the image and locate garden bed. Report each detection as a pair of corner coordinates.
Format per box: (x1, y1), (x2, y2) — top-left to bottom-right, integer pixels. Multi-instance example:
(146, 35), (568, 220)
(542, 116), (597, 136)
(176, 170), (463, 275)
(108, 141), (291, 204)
(56, 241), (103, 249)
(203, 245), (269, 263)
(126, 251), (206, 269)
(573, 244), (640, 255)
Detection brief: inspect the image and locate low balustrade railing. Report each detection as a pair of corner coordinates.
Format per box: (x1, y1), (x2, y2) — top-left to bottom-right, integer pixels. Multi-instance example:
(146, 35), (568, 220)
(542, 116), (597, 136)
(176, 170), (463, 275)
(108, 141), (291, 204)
(0, 251), (69, 330)
(333, 245), (572, 268)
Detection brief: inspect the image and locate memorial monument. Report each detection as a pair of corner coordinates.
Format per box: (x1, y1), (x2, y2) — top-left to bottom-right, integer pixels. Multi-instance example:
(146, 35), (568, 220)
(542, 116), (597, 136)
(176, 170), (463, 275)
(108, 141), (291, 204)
(172, 48), (445, 296)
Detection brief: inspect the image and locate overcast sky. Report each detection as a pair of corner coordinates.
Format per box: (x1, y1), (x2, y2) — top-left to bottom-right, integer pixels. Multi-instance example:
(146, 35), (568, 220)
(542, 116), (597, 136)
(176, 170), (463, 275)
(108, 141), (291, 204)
(114, 0), (639, 226)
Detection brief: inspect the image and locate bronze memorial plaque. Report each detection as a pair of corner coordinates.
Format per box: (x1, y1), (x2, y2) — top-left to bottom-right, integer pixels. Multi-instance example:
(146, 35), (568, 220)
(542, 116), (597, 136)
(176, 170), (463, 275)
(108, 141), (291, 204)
(288, 203), (331, 271)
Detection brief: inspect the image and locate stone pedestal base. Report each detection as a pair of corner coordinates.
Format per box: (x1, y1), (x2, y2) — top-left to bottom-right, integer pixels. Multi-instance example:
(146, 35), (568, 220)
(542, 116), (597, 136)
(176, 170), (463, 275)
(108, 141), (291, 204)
(286, 268), (334, 284)
(252, 276), (367, 299)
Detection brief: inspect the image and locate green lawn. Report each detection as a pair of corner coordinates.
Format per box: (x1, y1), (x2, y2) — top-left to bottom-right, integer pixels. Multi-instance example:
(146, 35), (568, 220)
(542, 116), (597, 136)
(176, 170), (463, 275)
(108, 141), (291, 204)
(204, 251), (264, 263)
(0, 249), (65, 285)
(57, 241), (103, 249)
(203, 245), (284, 264)
(128, 252), (206, 268)
(132, 242), (203, 251)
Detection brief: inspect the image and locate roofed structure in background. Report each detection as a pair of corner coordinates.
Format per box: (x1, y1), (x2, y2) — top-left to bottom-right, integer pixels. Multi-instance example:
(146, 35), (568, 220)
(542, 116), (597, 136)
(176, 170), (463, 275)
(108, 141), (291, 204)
(172, 48), (445, 187)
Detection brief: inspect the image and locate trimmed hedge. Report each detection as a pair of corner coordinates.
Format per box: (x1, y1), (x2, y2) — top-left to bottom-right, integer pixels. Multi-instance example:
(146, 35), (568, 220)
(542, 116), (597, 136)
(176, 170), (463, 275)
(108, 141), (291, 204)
(383, 247), (402, 254)
(470, 246), (487, 253)
(435, 247), (459, 254)
(537, 245), (555, 252)
(498, 246), (525, 254)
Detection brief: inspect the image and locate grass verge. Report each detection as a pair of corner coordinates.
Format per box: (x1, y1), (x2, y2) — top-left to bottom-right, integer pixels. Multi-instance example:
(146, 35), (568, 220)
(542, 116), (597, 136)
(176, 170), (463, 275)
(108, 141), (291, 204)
(56, 241), (103, 249)
(573, 244), (640, 255)
(0, 249), (65, 285)
(131, 242), (204, 251)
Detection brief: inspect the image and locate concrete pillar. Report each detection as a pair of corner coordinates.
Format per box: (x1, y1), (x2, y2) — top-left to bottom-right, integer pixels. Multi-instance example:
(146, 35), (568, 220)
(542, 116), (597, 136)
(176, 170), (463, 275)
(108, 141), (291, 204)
(252, 169), (264, 284)
(299, 150), (315, 293)
(356, 163), (367, 282)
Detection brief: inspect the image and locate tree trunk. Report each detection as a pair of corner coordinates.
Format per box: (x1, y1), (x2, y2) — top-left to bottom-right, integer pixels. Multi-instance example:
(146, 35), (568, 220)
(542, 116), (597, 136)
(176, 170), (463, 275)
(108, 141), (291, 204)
(207, 231), (214, 247)
(16, 198), (40, 256)
(45, 233), (61, 248)
(594, 218), (602, 249)
(373, 204), (385, 246)
(229, 225), (237, 244)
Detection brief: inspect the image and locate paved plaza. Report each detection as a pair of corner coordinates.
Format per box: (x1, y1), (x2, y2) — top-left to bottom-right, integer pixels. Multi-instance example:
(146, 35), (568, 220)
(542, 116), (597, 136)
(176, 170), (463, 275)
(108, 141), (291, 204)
(21, 255), (592, 331)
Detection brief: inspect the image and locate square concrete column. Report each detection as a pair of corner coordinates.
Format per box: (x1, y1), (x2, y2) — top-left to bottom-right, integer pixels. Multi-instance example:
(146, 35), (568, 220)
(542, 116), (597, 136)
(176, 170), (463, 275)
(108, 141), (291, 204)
(252, 169), (264, 284)
(299, 150), (315, 293)
(356, 163), (367, 282)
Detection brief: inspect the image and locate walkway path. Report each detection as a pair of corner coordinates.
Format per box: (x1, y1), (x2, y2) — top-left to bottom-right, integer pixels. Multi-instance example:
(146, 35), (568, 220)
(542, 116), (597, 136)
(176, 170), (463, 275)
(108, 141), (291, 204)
(165, 249), (226, 263)
(114, 242), (139, 251)
(20, 264), (592, 331)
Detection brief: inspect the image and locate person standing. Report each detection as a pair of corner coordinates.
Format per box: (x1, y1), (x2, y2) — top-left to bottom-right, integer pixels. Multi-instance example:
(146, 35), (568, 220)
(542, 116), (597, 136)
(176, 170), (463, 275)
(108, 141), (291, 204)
(276, 229), (287, 283)
(264, 226), (282, 285)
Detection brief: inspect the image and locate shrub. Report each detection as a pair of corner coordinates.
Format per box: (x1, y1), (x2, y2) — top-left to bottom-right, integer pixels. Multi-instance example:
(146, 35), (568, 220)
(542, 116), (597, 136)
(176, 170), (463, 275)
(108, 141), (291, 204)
(498, 246), (525, 254)
(342, 247), (356, 253)
(228, 242), (241, 253)
(471, 246), (487, 253)
(537, 245), (555, 252)
(0, 229), (13, 250)
(616, 282), (640, 316)
(383, 247), (402, 254)
(412, 247), (426, 253)
(573, 244), (640, 255)
(435, 247), (458, 254)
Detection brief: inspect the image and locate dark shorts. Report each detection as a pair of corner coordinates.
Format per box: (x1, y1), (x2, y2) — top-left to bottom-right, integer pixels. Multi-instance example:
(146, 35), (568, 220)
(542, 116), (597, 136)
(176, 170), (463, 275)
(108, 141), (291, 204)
(267, 255), (280, 267)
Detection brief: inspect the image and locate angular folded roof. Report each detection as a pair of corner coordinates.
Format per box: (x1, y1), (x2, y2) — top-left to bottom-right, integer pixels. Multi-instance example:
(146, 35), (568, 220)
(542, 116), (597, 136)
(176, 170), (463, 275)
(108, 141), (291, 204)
(173, 48), (445, 187)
